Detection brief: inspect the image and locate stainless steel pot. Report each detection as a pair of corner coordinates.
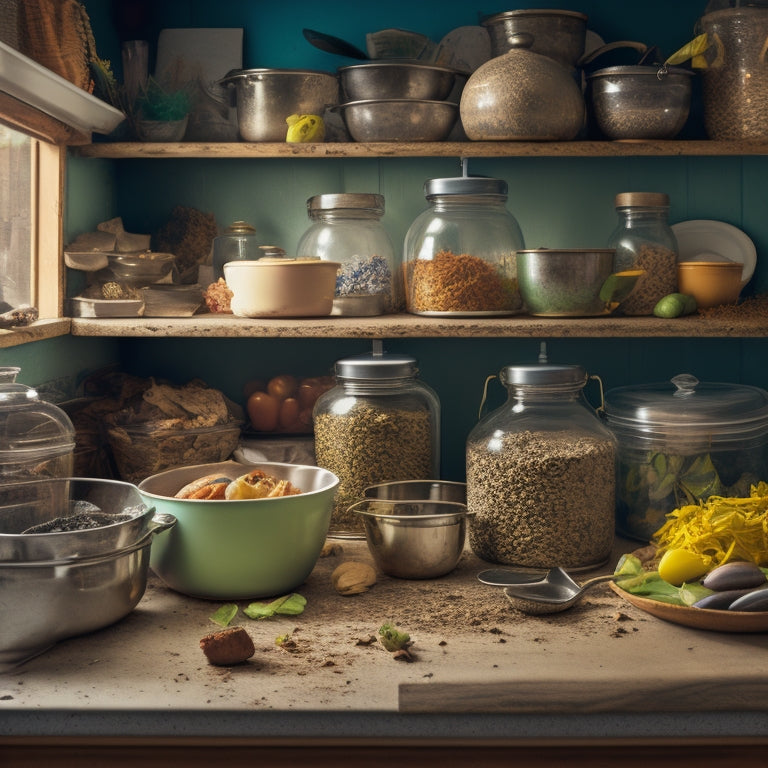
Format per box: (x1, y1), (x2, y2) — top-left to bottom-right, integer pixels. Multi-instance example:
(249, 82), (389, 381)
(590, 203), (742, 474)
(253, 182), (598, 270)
(0, 477), (175, 669)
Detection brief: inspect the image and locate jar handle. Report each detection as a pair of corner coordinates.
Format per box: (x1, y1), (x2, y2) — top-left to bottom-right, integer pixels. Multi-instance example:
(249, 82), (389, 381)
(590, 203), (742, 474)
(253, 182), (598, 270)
(477, 374), (497, 420)
(588, 374), (606, 415)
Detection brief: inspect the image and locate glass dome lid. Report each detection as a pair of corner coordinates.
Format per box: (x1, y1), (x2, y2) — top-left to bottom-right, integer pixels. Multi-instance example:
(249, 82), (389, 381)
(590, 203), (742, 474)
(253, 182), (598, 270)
(603, 373), (768, 438)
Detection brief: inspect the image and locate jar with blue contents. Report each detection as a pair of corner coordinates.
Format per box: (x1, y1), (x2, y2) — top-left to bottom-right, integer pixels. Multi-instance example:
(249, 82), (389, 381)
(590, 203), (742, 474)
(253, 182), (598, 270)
(296, 193), (400, 316)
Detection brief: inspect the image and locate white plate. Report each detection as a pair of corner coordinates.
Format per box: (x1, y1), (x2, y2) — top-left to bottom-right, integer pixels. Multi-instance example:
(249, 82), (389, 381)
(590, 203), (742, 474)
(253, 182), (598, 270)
(672, 219), (756, 288)
(0, 42), (124, 135)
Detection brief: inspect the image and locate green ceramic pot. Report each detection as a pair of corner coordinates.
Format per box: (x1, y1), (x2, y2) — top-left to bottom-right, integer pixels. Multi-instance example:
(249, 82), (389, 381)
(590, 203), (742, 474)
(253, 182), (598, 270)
(138, 460), (338, 600)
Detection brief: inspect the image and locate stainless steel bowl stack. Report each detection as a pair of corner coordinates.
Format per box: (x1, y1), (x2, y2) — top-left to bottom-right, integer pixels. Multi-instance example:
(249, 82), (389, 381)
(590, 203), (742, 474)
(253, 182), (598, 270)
(0, 477), (174, 669)
(335, 62), (459, 141)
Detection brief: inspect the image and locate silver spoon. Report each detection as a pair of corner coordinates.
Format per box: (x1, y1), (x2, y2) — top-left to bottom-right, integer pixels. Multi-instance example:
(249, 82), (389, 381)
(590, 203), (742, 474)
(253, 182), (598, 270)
(479, 566), (616, 615)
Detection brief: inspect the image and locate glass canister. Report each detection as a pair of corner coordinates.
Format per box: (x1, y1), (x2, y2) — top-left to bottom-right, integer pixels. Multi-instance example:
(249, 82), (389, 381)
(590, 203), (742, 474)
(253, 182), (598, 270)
(403, 176), (525, 315)
(0, 383), (76, 484)
(607, 192), (678, 316)
(212, 221), (261, 280)
(313, 350), (440, 537)
(296, 193), (399, 316)
(603, 373), (768, 542)
(466, 364), (616, 570)
(699, 5), (768, 140)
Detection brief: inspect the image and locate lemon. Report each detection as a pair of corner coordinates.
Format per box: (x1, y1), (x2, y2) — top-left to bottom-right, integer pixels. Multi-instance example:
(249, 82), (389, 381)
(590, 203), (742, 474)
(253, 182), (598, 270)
(658, 548), (710, 587)
(285, 114), (325, 143)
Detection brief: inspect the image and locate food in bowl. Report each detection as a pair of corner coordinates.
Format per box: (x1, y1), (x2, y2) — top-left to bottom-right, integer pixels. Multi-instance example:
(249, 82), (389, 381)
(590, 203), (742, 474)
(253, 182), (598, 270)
(138, 460), (339, 600)
(175, 468), (302, 500)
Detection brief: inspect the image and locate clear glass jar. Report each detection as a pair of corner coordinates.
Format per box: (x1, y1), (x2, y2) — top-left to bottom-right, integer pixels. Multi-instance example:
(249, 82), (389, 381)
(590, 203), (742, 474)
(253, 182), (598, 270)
(212, 221), (261, 280)
(313, 351), (440, 537)
(466, 364), (616, 570)
(607, 192), (678, 316)
(403, 176), (525, 315)
(604, 373), (768, 542)
(296, 193), (400, 316)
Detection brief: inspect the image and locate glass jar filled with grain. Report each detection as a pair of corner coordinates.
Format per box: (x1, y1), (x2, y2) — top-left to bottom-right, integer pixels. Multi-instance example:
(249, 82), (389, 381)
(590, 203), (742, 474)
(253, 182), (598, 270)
(296, 193), (400, 316)
(466, 364), (616, 571)
(313, 350), (440, 537)
(403, 176), (525, 315)
(608, 192), (678, 315)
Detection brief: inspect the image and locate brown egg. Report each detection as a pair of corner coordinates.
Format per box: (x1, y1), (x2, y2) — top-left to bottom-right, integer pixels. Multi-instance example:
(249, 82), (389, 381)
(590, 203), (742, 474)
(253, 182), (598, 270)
(246, 391), (280, 431)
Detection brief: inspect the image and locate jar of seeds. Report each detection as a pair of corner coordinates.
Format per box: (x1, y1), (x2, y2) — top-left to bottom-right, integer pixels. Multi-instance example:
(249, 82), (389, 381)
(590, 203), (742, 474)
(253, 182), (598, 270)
(296, 193), (400, 316)
(403, 176), (525, 316)
(313, 350), (440, 537)
(466, 363), (616, 571)
(607, 192), (678, 315)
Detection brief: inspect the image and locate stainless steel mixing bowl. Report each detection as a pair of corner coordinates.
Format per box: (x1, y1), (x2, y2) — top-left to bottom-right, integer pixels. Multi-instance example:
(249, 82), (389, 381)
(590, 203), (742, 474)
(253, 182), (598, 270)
(349, 498), (472, 579)
(338, 62), (457, 102)
(335, 99), (457, 142)
(0, 477), (175, 669)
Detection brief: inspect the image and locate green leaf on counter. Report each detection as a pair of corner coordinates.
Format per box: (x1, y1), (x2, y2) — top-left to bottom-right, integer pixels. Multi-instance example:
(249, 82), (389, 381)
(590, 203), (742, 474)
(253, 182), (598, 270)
(243, 593), (307, 620)
(209, 603), (238, 627)
(379, 622), (411, 652)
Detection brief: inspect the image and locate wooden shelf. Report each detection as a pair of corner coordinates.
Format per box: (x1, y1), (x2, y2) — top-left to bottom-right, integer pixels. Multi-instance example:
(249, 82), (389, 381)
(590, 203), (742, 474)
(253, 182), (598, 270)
(73, 139), (768, 160)
(68, 313), (768, 339)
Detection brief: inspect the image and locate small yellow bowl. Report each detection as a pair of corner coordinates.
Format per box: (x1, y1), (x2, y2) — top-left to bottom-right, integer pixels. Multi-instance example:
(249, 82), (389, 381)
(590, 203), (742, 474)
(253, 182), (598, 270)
(677, 261), (743, 308)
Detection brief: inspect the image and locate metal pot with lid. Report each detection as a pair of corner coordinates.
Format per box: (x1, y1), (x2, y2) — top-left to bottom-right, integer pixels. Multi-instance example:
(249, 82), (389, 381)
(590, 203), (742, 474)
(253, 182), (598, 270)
(603, 373), (768, 541)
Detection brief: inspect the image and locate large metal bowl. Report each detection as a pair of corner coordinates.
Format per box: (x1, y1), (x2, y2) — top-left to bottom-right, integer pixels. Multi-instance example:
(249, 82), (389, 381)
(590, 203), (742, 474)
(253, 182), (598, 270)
(587, 66), (694, 140)
(0, 477), (175, 670)
(221, 68), (339, 142)
(339, 62), (457, 102)
(350, 498), (472, 579)
(335, 99), (457, 142)
(516, 249), (616, 317)
(138, 460), (339, 600)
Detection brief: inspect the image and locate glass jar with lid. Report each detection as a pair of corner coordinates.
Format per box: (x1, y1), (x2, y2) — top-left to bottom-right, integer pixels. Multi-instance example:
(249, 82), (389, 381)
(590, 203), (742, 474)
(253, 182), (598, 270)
(212, 220), (262, 280)
(403, 176), (525, 315)
(0, 383), (76, 483)
(313, 349), (440, 537)
(466, 363), (616, 570)
(607, 192), (678, 315)
(603, 373), (768, 542)
(296, 193), (399, 316)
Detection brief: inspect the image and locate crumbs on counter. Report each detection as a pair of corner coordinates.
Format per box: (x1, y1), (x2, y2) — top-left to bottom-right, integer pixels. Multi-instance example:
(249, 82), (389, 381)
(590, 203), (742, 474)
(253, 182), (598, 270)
(699, 294), (768, 326)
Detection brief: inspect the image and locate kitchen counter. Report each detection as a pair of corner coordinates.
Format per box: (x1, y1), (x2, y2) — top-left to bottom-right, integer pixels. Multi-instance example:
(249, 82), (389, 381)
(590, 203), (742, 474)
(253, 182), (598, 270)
(2, 537), (768, 767)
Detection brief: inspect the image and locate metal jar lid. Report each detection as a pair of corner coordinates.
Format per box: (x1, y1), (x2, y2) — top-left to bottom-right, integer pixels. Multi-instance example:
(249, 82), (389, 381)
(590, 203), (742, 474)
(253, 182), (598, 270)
(424, 176), (508, 199)
(335, 352), (417, 380)
(603, 373), (768, 441)
(500, 364), (588, 387)
(614, 192), (669, 208)
(307, 193), (385, 215)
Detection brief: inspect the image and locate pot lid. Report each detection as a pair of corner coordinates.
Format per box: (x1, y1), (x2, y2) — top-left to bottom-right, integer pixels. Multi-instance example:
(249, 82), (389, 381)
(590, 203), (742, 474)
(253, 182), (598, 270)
(0, 384), (75, 458)
(335, 351), (417, 380)
(424, 176), (507, 198)
(603, 374), (768, 435)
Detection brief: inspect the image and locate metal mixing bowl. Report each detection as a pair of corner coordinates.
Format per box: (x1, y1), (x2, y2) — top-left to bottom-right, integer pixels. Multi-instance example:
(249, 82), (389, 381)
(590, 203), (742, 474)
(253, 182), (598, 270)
(0, 477), (175, 670)
(138, 460), (339, 600)
(335, 99), (458, 142)
(220, 68), (339, 142)
(587, 66), (694, 140)
(339, 62), (457, 102)
(350, 498), (472, 579)
(364, 479), (466, 504)
(516, 249), (616, 317)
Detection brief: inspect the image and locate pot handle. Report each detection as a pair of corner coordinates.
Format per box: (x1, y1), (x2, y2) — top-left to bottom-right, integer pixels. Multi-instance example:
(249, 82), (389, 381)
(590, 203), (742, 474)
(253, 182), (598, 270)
(577, 40), (648, 68)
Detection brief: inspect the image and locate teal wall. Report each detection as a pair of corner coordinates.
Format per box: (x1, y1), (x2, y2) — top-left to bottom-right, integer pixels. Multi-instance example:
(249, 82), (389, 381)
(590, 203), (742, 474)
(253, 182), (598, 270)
(4, 0), (766, 482)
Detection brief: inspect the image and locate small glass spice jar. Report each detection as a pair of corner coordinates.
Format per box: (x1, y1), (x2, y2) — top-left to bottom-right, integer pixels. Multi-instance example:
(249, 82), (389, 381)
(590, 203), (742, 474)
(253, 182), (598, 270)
(607, 192), (678, 315)
(212, 221), (262, 280)
(296, 193), (399, 316)
(313, 349), (440, 537)
(403, 176), (525, 315)
(466, 363), (616, 570)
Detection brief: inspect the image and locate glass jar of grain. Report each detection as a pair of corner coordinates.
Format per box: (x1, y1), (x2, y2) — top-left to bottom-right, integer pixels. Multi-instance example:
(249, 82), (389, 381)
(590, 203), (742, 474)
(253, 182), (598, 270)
(607, 192), (678, 315)
(296, 193), (400, 316)
(466, 364), (616, 570)
(313, 351), (440, 537)
(402, 176), (525, 315)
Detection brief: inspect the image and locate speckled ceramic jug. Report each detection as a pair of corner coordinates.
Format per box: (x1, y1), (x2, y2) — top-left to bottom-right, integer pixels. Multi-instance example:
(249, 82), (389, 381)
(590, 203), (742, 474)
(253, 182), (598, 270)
(460, 48), (585, 141)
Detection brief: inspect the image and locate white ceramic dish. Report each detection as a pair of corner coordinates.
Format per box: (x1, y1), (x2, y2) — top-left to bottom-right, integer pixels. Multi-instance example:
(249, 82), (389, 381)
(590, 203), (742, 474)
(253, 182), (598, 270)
(672, 219), (756, 288)
(0, 41), (124, 134)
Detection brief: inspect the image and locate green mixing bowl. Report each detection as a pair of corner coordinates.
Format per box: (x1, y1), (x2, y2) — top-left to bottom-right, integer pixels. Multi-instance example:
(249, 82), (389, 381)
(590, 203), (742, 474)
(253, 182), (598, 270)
(138, 460), (338, 600)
